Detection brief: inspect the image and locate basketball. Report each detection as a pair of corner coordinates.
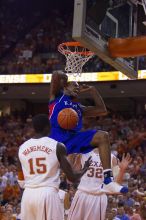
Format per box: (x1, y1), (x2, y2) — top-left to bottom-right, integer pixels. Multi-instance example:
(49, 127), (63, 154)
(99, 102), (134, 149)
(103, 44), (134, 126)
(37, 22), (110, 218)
(57, 108), (79, 130)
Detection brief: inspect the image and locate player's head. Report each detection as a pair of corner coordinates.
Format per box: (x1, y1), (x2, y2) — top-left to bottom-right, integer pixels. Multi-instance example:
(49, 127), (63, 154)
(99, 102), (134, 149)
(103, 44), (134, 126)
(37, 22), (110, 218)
(32, 114), (50, 135)
(63, 81), (79, 97)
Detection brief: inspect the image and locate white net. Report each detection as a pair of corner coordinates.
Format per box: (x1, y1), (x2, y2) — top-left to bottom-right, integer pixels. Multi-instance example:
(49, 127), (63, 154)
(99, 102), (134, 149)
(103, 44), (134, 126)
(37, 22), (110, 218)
(141, 0), (146, 14)
(58, 42), (94, 76)
(132, 0), (146, 14)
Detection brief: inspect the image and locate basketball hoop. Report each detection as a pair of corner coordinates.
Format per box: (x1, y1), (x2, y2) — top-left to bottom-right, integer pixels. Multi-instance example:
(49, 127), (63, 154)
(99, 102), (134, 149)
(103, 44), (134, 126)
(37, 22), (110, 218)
(131, 0), (146, 15)
(141, 0), (146, 15)
(58, 41), (94, 76)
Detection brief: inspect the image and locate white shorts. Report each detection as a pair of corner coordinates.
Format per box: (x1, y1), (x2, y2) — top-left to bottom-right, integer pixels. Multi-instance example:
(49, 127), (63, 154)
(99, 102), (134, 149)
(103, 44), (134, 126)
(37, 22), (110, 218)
(68, 190), (107, 220)
(21, 187), (64, 220)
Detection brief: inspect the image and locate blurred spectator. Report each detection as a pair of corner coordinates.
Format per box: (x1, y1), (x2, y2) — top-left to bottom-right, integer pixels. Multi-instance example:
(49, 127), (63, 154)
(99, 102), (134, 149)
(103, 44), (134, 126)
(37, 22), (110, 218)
(0, 113), (146, 218)
(124, 193), (135, 207)
(116, 207), (130, 220)
(127, 206), (141, 220)
(1, 1), (146, 75)
(139, 156), (146, 180)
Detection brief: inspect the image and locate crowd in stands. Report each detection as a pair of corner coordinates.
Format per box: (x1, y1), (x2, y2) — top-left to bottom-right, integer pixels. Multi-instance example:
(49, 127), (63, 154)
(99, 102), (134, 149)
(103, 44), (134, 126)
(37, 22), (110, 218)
(0, 1), (146, 219)
(0, 0), (146, 75)
(0, 0), (72, 75)
(0, 113), (146, 219)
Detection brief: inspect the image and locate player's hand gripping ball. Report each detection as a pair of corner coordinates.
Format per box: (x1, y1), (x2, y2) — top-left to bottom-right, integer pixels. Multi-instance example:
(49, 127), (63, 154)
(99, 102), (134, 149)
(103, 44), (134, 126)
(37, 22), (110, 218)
(57, 108), (79, 130)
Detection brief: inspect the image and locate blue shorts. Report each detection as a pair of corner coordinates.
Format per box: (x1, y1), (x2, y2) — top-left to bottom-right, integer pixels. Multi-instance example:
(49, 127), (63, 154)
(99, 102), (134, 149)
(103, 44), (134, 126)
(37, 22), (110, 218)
(49, 128), (97, 154)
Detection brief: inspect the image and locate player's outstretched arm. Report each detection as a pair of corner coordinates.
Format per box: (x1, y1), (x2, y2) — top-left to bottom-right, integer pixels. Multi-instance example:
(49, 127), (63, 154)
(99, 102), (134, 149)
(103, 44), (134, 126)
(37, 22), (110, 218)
(50, 71), (68, 101)
(112, 153), (132, 184)
(80, 85), (107, 117)
(56, 142), (91, 182)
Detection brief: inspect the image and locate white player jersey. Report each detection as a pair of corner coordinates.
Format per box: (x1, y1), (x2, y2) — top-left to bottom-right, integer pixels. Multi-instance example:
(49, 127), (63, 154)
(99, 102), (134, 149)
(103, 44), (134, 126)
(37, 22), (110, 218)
(58, 189), (66, 212)
(78, 151), (117, 195)
(18, 137), (60, 189)
(58, 189), (66, 203)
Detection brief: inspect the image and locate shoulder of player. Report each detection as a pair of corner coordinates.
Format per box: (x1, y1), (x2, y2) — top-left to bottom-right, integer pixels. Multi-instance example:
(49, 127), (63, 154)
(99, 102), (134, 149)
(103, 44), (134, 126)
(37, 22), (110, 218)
(19, 138), (39, 154)
(56, 142), (66, 152)
(43, 137), (59, 148)
(49, 92), (64, 103)
(19, 139), (31, 150)
(56, 142), (67, 162)
(80, 152), (92, 162)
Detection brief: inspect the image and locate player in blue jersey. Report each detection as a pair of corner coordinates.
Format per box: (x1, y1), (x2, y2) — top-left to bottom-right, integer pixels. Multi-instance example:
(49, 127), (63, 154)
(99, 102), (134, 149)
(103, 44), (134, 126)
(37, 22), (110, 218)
(49, 71), (128, 194)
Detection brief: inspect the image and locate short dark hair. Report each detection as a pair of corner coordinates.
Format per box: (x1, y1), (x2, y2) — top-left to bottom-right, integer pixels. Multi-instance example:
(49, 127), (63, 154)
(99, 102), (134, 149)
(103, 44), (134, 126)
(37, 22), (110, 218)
(32, 114), (50, 133)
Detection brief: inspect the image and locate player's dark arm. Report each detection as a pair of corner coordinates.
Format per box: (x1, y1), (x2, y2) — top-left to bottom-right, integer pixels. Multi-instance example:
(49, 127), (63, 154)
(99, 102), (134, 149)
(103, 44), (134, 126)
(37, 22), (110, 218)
(17, 157), (25, 188)
(80, 85), (107, 117)
(56, 142), (91, 182)
(49, 71), (68, 101)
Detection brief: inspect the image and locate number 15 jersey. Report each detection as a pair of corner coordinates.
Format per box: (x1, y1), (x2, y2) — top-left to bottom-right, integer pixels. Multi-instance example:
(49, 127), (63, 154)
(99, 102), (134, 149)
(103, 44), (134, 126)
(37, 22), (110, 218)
(18, 137), (60, 189)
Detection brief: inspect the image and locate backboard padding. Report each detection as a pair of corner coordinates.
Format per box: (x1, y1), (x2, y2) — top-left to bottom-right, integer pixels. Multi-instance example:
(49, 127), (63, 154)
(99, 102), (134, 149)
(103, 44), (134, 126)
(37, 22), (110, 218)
(72, 0), (137, 79)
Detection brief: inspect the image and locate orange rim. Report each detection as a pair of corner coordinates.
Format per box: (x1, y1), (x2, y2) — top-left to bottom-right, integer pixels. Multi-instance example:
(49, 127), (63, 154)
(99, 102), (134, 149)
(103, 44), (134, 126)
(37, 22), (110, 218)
(58, 41), (94, 56)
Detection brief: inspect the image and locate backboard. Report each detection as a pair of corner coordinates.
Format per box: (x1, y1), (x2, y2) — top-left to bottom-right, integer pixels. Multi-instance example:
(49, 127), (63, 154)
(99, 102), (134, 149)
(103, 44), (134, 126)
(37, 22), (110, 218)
(72, 0), (138, 79)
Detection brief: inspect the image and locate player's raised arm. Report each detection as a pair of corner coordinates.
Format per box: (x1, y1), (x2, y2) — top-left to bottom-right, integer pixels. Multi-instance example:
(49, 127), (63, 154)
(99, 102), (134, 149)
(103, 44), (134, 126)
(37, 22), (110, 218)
(56, 142), (91, 182)
(49, 71), (68, 101)
(79, 85), (107, 117)
(112, 153), (132, 184)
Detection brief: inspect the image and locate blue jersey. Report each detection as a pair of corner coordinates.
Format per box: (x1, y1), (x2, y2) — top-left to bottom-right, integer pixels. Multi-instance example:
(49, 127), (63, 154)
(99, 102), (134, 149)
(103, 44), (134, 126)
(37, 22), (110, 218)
(49, 93), (83, 132)
(49, 93), (97, 154)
